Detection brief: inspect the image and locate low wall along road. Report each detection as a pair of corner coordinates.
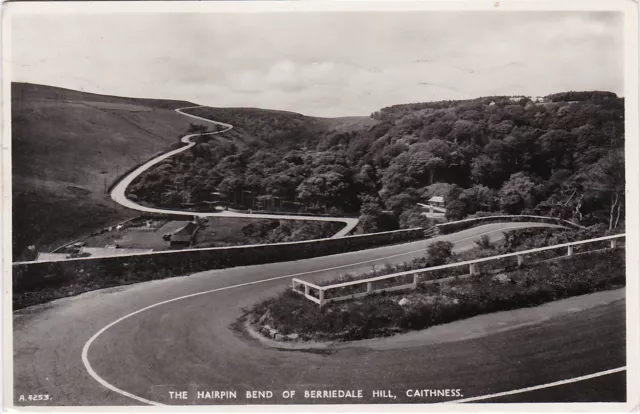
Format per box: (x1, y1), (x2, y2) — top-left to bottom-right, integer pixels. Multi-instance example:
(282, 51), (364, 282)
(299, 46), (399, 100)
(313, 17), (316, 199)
(12, 227), (425, 309)
(109, 106), (359, 238)
(13, 220), (565, 308)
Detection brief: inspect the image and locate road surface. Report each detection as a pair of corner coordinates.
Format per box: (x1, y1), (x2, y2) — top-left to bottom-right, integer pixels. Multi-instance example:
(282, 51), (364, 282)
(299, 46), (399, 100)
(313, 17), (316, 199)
(12, 222), (626, 406)
(109, 106), (359, 237)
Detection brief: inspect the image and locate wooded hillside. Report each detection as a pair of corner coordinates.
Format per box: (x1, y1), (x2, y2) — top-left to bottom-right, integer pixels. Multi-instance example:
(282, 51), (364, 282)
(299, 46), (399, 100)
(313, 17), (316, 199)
(125, 91), (625, 234)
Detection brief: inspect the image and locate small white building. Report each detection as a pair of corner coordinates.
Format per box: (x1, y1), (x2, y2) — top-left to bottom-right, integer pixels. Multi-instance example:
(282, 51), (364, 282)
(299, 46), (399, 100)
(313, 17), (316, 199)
(427, 196), (445, 208)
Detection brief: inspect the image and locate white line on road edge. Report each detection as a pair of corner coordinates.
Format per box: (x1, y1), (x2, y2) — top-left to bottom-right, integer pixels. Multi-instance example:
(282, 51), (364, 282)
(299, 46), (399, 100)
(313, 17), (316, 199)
(82, 270), (352, 406)
(81, 224), (567, 406)
(445, 366), (627, 403)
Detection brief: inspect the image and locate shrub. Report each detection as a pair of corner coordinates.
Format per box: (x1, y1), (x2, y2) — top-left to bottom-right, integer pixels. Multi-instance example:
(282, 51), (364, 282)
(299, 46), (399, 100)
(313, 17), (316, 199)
(426, 241), (454, 266)
(445, 200), (466, 221)
(474, 234), (493, 250)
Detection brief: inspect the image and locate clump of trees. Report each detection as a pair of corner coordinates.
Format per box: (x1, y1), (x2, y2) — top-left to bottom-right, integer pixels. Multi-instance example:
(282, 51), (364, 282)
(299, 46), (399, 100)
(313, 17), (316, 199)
(127, 92), (625, 233)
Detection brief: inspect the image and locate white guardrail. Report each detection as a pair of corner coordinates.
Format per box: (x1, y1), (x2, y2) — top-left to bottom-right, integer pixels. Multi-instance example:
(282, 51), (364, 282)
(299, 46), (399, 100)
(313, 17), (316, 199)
(437, 214), (585, 229)
(291, 234), (625, 307)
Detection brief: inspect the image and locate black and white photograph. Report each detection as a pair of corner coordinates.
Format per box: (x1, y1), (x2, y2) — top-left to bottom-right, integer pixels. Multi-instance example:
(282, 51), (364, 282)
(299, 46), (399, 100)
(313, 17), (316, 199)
(3, 0), (639, 409)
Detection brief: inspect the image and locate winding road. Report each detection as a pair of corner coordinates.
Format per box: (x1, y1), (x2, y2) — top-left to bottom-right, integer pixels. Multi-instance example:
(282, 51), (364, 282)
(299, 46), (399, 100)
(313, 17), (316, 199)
(13, 221), (627, 406)
(109, 106), (359, 237)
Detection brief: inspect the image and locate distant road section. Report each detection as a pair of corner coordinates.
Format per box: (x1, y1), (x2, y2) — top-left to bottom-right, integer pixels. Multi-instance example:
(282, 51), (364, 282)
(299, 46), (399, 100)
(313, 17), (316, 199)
(109, 106), (359, 237)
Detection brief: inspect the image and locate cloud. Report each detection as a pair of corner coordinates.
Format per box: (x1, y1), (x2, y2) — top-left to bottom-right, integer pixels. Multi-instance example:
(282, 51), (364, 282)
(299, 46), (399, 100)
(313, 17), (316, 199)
(226, 60), (376, 95)
(11, 11), (624, 117)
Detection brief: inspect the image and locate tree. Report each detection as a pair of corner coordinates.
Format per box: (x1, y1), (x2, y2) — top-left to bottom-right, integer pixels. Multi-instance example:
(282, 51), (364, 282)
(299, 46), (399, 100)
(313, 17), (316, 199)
(448, 119), (480, 144)
(499, 173), (537, 214)
(574, 151), (625, 229)
(385, 193), (418, 216)
(426, 241), (454, 266)
(263, 173), (301, 199)
(420, 120), (452, 140)
(399, 207), (433, 229)
(445, 200), (466, 221)
(423, 139), (451, 158)
(357, 195), (398, 233)
(405, 139), (451, 185)
(459, 185), (498, 214)
(483, 140), (507, 162)
(353, 164), (378, 195)
(296, 171), (350, 210)
(538, 129), (575, 172)
(407, 151), (445, 184)
(380, 154), (418, 197)
(471, 154), (504, 188)
(218, 176), (245, 205)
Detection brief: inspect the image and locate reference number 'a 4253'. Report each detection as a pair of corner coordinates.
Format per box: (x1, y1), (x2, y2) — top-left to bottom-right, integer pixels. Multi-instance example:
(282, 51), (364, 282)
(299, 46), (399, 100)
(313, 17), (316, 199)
(18, 394), (51, 402)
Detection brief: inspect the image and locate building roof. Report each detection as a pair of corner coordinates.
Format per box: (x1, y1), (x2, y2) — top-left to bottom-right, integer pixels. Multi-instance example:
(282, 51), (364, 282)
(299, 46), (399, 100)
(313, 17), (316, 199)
(428, 196), (444, 203)
(172, 222), (198, 237)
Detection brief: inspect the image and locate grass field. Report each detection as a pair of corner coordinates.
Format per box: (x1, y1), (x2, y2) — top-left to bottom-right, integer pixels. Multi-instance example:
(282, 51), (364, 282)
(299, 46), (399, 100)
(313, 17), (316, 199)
(193, 217), (344, 247)
(193, 217), (272, 247)
(82, 220), (191, 250)
(11, 83), (199, 260)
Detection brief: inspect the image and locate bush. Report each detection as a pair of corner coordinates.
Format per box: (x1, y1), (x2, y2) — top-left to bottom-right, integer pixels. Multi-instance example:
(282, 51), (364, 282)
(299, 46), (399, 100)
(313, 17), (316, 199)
(475, 234), (493, 250)
(426, 241), (454, 266)
(445, 200), (466, 221)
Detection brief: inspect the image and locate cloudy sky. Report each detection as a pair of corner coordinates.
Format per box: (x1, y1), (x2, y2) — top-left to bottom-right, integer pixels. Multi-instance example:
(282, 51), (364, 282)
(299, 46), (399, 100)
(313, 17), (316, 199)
(12, 11), (623, 117)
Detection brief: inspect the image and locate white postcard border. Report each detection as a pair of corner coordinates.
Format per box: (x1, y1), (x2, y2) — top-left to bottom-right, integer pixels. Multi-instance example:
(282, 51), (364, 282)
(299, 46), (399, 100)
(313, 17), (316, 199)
(1, 1), (638, 413)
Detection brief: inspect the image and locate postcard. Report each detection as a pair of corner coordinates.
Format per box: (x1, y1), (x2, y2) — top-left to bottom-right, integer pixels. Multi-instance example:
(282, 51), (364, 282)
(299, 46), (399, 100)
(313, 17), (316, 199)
(2, 0), (638, 411)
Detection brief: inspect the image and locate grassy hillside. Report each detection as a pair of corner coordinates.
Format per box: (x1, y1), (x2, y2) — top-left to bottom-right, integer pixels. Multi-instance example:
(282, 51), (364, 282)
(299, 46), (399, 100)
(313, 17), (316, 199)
(182, 106), (376, 148)
(11, 83), (198, 260)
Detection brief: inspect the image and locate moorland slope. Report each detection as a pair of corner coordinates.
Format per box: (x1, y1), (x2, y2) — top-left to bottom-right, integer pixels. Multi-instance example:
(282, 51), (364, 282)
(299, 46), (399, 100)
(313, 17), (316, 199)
(11, 83), (199, 260)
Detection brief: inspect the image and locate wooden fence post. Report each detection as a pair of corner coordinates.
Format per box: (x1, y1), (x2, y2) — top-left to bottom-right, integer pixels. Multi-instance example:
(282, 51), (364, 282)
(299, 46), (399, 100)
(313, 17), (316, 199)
(517, 255), (524, 267)
(469, 263), (477, 275)
(318, 289), (324, 307)
(567, 246), (574, 256)
(366, 282), (372, 294)
(610, 239), (618, 249)
(304, 284), (310, 296)
(413, 273), (419, 289)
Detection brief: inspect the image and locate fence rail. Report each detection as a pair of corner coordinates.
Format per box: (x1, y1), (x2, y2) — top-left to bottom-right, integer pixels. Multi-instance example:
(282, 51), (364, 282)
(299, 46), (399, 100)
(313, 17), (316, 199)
(291, 234), (625, 306)
(435, 214), (584, 235)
